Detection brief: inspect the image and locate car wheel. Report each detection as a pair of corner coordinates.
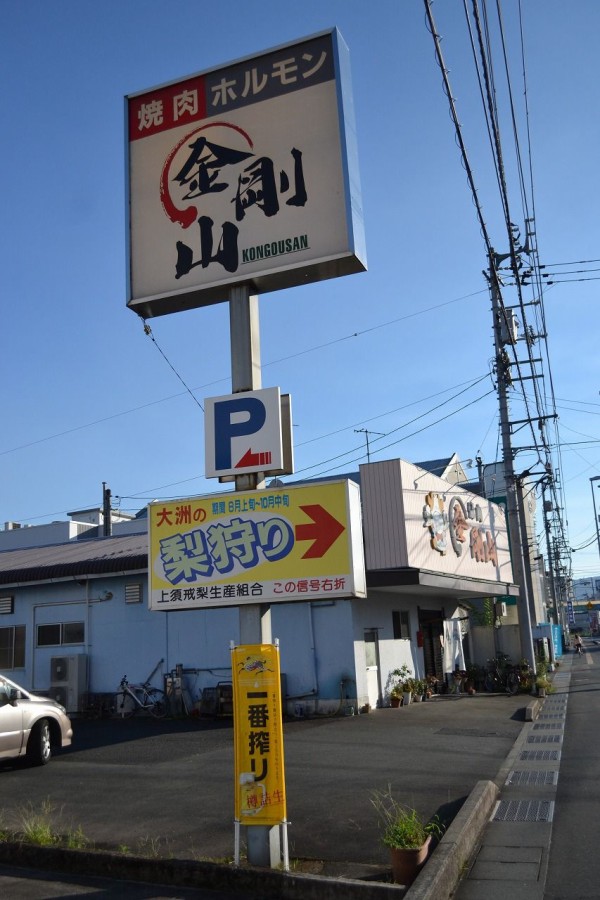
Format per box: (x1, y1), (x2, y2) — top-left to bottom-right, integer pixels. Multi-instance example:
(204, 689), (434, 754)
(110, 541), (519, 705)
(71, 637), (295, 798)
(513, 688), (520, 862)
(26, 719), (52, 766)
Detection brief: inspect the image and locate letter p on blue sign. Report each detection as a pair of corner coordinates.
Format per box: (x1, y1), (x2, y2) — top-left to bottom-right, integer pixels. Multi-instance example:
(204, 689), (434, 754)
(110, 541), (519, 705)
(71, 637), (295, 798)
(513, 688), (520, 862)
(204, 387), (284, 478)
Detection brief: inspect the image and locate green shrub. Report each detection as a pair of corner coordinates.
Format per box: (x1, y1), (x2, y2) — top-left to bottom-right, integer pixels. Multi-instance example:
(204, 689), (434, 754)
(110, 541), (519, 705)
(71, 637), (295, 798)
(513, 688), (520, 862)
(370, 786), (443, 849)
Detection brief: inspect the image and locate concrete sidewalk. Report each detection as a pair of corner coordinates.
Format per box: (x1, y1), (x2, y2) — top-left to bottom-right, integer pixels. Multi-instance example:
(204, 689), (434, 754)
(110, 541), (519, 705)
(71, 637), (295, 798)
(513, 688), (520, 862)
(449, 656), (570, 900)
(0, 685), (538, 899)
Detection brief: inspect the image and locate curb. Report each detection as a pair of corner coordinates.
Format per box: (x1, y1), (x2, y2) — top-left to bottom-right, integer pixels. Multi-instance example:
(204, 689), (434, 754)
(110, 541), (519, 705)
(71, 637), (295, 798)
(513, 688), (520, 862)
(525, 698), (541, 721)
(0, 842), (400, 900)
(404, 780), (498, 900)
(0, 781), (501, 900)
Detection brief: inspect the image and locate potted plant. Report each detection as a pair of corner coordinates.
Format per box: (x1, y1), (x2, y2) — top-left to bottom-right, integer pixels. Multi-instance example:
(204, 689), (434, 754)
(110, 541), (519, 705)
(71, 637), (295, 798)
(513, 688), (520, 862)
(451, 668), (467, 694)
(425, 675), (438, 698)
(412, 679), (425, 702)
(371, 786), (443, 885)
(536, 674), (551, 697)
(402, 678), (415, 706)
(535, 659), (551, 697)
(465, 664), (481, 694)
(389, 684), (403, 708)
(389, 665), (413, 707)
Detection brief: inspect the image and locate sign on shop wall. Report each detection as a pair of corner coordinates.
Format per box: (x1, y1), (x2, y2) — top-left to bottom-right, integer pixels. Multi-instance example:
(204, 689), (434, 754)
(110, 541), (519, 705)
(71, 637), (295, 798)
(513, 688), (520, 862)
(413, 480), (511, 578)
(360, 459), (513, 583)
(147, 479), (366, 610)
(126, 29), (366, 318)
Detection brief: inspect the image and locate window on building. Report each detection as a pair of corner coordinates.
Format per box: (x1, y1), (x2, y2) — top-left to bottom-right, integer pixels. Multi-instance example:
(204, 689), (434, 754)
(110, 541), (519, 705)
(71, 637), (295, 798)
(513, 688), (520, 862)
(63, 621), (85, 644)
(0, 625), (25, 668)
(393, 610), (410, 640)
(37, 622), (85, 647)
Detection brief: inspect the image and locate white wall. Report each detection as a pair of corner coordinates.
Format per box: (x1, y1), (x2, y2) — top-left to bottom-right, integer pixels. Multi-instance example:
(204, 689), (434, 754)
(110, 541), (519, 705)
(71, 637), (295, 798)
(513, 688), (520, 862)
(469, 625), (496, 669)
(351, 591), (423, 707)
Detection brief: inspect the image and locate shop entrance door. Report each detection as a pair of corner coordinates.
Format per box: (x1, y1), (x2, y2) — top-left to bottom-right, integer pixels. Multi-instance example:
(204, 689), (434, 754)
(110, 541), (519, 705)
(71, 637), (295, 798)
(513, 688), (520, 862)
(364, 628), (382, 708)
(418, 610), (444, 683)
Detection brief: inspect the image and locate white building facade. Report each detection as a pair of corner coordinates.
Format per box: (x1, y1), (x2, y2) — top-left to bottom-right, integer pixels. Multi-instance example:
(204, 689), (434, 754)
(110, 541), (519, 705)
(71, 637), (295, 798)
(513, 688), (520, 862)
(0, 457), (518, 714)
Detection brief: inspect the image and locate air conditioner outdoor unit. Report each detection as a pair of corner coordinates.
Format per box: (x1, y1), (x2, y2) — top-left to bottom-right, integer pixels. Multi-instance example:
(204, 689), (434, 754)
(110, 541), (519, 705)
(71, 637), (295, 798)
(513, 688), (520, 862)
(50, 654), (88, 713)
(49, 685), (69, 708)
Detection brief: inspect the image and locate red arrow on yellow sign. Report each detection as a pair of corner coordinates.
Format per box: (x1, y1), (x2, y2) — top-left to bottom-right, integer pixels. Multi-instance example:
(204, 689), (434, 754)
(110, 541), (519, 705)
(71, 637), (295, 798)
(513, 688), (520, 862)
(295, 504), (345, 559)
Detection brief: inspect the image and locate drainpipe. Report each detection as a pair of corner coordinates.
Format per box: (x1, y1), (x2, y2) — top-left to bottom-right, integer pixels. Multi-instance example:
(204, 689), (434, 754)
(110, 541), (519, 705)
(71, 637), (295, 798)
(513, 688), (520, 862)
(307, 604), (319, 700)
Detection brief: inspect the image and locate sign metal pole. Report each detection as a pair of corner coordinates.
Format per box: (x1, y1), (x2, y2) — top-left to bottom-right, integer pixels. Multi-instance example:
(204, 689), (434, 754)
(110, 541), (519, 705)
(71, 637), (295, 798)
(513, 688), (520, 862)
(230, 285), (282, 868)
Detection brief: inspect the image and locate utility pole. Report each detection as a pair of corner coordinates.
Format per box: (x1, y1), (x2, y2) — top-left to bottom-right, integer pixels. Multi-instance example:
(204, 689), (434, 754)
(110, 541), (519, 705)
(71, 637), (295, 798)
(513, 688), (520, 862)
(102, 482), (112, 537)
(591, 476), (600, 564)
(488, 254), (537, 671)
(541, 479), (560, 627)
(515, 474), (539, 629)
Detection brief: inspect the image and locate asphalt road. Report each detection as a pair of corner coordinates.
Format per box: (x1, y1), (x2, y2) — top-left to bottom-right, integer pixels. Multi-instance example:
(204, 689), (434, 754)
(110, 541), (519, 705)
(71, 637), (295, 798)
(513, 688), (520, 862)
(0, 692), (527, 873)
(0, 862), (243, 899)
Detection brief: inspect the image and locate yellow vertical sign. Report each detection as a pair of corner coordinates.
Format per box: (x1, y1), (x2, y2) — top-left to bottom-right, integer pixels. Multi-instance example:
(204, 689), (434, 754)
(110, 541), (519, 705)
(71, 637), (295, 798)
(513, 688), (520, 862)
(232, 644), (286, 826)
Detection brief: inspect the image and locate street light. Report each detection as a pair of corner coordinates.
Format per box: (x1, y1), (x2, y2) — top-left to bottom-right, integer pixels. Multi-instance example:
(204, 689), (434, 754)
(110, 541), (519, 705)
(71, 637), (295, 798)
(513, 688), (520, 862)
(591, 476), (600, 563)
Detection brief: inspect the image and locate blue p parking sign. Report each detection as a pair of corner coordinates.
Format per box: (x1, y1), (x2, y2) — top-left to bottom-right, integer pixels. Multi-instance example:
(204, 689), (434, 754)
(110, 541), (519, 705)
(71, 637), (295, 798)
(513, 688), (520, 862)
(214, 396), (267, 470)
(205, 387), (285, 478)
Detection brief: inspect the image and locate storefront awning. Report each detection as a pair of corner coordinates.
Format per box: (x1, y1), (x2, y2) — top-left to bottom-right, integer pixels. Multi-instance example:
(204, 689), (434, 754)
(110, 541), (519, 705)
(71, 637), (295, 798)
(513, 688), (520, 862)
(366, 566), (519, 602)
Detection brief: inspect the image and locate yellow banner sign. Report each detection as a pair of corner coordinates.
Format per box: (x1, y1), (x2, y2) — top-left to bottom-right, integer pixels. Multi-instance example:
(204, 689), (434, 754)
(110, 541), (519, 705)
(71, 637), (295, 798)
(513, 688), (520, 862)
(148, 480), (365, 610)
(232, 644), (286, 826)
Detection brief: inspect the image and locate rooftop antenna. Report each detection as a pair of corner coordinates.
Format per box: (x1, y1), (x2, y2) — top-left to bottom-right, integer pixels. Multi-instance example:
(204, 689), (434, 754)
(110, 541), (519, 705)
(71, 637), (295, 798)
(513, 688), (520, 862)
(354, 428), (384, 464)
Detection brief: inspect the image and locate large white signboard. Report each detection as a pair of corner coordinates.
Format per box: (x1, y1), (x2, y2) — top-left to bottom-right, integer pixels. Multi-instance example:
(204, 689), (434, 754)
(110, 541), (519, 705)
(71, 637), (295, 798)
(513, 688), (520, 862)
(126, 29), (366, 318)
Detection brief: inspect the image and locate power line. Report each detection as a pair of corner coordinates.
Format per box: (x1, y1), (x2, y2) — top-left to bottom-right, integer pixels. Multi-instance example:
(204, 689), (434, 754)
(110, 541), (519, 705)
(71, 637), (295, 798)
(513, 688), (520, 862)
(0, 287), (487, 459)
(424, 0), (494, 256)
(426, 0), (574, 621)
(142, 320), (204, 411)
(12, 374), (495, 522)
(296, 373), (491, 448)
(299, 388), (495, 479)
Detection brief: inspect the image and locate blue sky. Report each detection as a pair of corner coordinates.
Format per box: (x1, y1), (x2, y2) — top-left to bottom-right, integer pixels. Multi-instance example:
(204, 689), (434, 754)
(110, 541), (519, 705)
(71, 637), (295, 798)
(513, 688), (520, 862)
(1, 1), (598, 580)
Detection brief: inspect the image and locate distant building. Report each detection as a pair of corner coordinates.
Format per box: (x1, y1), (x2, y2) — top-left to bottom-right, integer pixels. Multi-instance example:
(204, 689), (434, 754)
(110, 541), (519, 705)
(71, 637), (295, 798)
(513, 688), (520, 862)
(1, 506), (137, 551)
(572, 576), (600, 603)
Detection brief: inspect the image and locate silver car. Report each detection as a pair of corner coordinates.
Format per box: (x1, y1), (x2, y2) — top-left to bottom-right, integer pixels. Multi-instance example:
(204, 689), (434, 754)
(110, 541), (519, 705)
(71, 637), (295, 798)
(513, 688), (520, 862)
(0, 674), (73, 766)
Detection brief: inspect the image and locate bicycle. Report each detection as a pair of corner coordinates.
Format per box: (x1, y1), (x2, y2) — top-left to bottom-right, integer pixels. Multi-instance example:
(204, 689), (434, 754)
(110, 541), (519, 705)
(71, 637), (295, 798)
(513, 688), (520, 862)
(484, 653), (520, 694)
(114, 675), (167, 718)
